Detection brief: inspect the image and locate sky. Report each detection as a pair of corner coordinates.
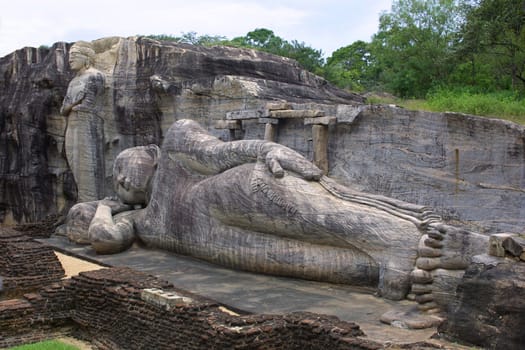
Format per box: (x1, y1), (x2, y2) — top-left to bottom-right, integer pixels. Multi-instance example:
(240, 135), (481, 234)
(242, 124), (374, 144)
(0, 0), (393, 58)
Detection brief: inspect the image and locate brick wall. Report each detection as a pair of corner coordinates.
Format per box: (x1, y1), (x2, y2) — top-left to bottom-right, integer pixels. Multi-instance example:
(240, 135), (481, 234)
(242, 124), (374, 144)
(0, 228), (65, 295)
(71, 268), (380, 350)
(0, 282), (73, 348)
(0, 267), (383, 349)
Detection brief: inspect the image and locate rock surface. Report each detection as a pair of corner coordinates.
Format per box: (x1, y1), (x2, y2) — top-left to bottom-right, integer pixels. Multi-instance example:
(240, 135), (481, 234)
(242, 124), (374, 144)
(439, 255), (525, 349)
(0, 37), (361, 224)
(1, 36), (524, 237)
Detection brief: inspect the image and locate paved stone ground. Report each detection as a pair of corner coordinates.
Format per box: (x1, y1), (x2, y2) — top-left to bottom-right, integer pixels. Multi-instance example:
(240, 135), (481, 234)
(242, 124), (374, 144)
(41, 236), (442, 346)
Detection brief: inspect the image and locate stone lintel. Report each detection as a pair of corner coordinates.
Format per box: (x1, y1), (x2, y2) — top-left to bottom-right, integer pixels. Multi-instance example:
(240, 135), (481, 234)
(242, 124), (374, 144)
(304, 116), (336, 126)
(226, 110), (260, 120)
(214, 120), (242, 130)
(269, 110), (324, 119)
(489, 233), (517, 257)
(141, 288), (191, 310)
(258, 117), (279, 125)
(265, 102), (291, 111)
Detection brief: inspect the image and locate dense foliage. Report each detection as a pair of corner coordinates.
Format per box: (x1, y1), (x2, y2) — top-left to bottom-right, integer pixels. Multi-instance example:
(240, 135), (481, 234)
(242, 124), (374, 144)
(147, 0), (525, 102)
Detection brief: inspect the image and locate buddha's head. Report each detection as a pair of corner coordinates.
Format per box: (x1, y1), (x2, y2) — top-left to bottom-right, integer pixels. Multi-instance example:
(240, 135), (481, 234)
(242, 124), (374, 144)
(69, 41), (95, 72)
(113, 144), (160, 205)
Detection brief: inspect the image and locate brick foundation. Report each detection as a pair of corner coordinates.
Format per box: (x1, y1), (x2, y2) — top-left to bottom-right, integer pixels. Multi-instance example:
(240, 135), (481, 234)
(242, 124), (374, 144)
(0, 227), (439, 349)
(0, 266), (383, 349)
(0, 228), (65, 296)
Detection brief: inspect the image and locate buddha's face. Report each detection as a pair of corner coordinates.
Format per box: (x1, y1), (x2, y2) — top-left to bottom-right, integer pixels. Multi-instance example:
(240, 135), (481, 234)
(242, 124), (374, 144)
(113, 146), (158, 205)
(68, 47), (89, 71)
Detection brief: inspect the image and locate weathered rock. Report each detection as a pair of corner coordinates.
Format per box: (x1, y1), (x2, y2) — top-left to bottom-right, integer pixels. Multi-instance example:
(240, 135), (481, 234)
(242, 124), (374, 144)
(0, 43), (74, 224)
(0, 36), (362, 224)
(1, 36), (525, 238)
(329, 108), (525, 234)
(380, 307), (443, 329)
(502, 235), (525, 257)
(489, 233), (516, 257)
(440, 255), (525, 349)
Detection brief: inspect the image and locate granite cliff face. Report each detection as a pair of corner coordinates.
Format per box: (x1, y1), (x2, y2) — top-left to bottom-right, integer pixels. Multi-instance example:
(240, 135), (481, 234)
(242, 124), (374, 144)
(0, 36), (362, 224)
(0, 36), (524, 235)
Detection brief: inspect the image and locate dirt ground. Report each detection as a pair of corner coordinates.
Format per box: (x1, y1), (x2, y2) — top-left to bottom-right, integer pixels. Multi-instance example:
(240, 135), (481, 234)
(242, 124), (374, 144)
(54, 252), (104, 278)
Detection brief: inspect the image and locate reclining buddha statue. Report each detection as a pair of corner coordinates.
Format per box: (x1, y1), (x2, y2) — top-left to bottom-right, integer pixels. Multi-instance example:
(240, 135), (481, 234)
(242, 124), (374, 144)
(62, 119), (487, 307)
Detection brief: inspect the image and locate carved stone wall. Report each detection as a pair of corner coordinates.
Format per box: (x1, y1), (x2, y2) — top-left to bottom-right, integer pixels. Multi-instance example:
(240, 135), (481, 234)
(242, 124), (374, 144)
(326, 106), (525, 233)
(1, 37), (524, 234)
(0, 37), (362, 225)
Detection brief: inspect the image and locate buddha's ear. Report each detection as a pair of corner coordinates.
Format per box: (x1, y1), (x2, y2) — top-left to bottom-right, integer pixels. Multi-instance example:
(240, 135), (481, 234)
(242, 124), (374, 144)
(145, 144), (161, 169)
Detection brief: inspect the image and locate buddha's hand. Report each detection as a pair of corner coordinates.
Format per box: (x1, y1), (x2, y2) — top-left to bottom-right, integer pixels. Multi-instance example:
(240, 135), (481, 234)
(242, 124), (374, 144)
(100, 197), (133, 214)
(261, 143), (323, 181)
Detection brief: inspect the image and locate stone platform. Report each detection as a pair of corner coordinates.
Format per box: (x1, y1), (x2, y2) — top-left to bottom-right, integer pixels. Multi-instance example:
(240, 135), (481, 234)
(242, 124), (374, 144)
(40, 236), (442, 346)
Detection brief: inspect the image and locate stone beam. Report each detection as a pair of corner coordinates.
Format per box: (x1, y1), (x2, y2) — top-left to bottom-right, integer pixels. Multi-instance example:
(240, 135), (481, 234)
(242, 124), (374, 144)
(304, 116), (337, 126)
(214, 120), (242, 130)
(226, 110), (261, 120)
(265, 102), (291, 111)
(258, 117), (279, 124)
(269, 110), (324, 119)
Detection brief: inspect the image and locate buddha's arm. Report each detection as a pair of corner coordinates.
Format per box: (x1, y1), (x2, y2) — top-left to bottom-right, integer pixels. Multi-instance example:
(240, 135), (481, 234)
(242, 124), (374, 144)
(60, 87), (84, 116)
(170, 119), (323, 180)
(75, 72), (104, 111)
(60, 72), (104, 116)
(88, 204), (135, 254)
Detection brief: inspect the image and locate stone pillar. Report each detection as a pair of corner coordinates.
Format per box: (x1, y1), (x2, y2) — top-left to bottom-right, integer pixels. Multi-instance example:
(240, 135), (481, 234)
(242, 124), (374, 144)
(258, 118), (279, 142)
(214, 120), (242, 141)
(264, 123), (277, 142)
(305, 116), (336, 175)
(312, 124), (329, 174)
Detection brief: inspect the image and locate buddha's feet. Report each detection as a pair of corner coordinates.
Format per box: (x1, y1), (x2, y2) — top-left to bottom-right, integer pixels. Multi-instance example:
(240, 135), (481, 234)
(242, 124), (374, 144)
(410, 223), (488, 313)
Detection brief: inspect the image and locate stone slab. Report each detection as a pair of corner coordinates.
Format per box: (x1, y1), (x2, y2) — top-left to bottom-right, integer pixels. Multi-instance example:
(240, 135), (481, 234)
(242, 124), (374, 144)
(39, 236), (438, 345)
(257, 118), (279, 124)
(304, 116), (337, 126)
(226, 110), (261, 120)
(269, 110), (324, 119)
(265, 102), (291, 111)
(214, 120), (242, 130)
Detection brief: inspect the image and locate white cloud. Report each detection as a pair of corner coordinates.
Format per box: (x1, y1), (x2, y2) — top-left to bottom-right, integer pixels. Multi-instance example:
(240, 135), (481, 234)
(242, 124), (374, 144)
(0, 0), (392, 58)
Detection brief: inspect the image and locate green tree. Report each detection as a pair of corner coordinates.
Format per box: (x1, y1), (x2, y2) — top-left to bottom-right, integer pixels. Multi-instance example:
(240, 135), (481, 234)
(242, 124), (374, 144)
(459, 0), (525, 91)
(283, 40), (324, 73)
(228, 28), (324, 73)
(324, 41), (376, 91)
(371, 0), (466, 97)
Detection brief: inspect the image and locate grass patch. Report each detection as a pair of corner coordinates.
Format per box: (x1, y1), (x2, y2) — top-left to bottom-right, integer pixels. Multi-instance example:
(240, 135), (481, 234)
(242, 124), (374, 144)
(7, 340), (80, 350)
(367, 90), (525, 125)
(427, 89), (525, 124)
